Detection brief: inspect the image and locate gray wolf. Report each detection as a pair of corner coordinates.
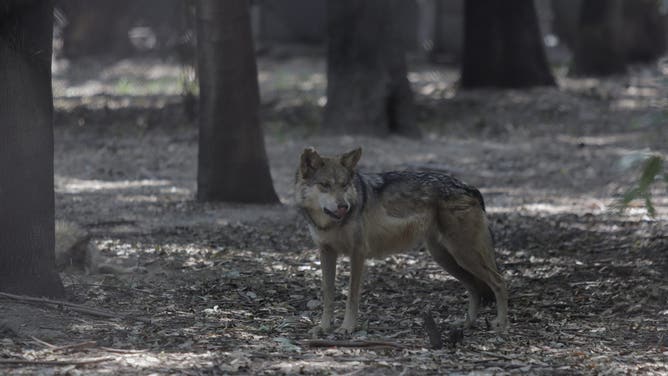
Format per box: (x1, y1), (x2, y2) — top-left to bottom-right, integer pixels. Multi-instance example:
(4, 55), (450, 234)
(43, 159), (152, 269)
(295, 147), (508, 336)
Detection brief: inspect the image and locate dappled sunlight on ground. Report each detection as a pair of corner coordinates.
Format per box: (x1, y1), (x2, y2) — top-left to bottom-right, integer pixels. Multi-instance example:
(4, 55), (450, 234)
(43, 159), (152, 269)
(3, 56), (666, 374)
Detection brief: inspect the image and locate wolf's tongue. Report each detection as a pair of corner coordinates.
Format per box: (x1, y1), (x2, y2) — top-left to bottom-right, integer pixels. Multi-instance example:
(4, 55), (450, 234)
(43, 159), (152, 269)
(336, 207), (348, 218)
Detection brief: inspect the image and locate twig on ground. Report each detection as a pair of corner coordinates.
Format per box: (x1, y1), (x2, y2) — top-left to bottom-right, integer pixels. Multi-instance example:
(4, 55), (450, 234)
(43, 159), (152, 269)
(30, 336), (96, 352)
(468, 348), (515, 361)
(0, 292), (150, 323)
(51, 341), (97, 352)
(302, 339), (404, 349)
(30, 336), (56, 348)
(0, 357), (113, 366)
(99, 347), (148, 354)
(30, 336), (146, 354)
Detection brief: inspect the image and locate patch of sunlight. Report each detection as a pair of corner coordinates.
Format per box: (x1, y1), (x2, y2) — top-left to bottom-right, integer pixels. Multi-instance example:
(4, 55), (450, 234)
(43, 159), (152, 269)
(272, 359), (364, 374)
(614, 98), (645, 110)
(116, 194), (160, 203)
(556, 134), (636, 146)
(55, 177), (173, 193)
(489, 199), (608, 215)
(626, 86), (658, 97)
(120, 351), (220, 370)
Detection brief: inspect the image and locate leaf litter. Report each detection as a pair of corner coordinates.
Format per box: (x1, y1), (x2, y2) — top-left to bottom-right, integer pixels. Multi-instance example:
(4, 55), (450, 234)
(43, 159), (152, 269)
(0, 56), (667, 374)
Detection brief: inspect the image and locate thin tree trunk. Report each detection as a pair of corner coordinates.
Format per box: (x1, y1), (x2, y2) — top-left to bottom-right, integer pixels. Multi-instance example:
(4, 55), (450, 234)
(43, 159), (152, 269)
(461, 0), (555, 88)
(195, 0), (279, 203)
(324, 0), (419, 137)
(0, 1), (64, 297)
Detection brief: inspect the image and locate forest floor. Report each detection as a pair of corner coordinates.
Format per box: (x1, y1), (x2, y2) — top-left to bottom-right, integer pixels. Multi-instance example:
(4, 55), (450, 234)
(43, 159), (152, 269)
(1, 55), (667, 375)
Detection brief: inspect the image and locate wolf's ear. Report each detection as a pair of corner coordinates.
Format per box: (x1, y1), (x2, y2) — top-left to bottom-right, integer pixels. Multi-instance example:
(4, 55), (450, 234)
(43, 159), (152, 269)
(300, 147), (323, 177)
(340, 147), (362, 171)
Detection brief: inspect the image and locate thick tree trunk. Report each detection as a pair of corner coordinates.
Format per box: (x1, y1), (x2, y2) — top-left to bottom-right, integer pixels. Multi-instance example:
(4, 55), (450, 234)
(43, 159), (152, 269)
(0, 1), (64, 297)
(550, 0), (581, 50)
(461, 0), (555, 88)
(324, 0), (419, 137)
(59, 0), (134, 58)
(571, 0), (626, 76)
(195, 0), (279, 203)
(622, 0), (666, 64)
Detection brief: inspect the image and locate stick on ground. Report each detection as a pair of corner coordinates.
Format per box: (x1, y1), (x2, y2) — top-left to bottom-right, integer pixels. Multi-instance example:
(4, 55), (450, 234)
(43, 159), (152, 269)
(0, 357), (113, 366)
(302, 339), (404, 349)
(0, 292), (150, 323)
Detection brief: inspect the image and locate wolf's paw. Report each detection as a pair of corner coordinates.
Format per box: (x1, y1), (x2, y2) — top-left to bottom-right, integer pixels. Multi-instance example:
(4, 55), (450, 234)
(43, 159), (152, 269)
(334, 324), (355, 337)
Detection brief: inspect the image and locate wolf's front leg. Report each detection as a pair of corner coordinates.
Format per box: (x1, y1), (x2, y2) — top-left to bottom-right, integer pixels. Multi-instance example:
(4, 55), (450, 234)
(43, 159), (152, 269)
(311, 247), (337, 338)
(338, 250), (365, 335)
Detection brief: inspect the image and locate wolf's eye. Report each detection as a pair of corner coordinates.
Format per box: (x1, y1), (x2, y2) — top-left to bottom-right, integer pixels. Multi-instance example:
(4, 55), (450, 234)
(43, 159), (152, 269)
(318, 182), (331, 190)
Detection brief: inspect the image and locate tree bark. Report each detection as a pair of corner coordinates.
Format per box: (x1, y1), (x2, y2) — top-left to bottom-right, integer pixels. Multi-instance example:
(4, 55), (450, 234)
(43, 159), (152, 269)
(195, 0), (279, 203)
(58, 0), (134, 58)
(461, 0), (556, 88)
(324, 0), (419, 137)
(550, 0), (581, 50)
(571, 0), (626, 76)
(0, 1), (65, 297)
(621, 0), (666, 64)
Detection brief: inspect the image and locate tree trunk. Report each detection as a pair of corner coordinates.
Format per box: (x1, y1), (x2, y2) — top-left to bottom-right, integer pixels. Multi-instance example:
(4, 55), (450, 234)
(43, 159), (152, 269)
(59, 0), (134, 58)
(621, 0), (666, 64)
(323, 0), (419, 137)
(461, 0), (556, 88)
(550, 0), (581, 50)
(571, 0), (626, 76)
(195, 0), (279, 203)
(0, 1), (65, 297)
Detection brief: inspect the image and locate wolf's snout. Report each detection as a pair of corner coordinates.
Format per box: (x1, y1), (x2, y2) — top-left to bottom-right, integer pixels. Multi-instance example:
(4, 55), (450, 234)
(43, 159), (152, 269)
(323, 203), (350, 220)
(336, 204), (349, 217)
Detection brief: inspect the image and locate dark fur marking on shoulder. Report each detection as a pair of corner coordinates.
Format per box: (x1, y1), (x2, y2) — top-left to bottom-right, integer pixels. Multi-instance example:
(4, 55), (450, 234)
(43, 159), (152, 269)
(356, 172), (368, 212)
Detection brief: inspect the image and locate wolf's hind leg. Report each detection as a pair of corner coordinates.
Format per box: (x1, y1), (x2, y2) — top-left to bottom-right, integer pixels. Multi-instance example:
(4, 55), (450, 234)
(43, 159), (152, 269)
(437, 206), (509, 332)
(427, 240), (485, 328)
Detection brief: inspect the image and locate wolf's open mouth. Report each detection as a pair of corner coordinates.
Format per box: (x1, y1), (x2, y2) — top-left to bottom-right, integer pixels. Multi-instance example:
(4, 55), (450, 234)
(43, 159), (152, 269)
(323, 208), (344, 220)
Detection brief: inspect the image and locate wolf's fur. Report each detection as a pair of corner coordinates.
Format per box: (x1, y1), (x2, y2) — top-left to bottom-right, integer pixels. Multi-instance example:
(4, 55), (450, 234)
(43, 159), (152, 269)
(295, 147), (509, 336)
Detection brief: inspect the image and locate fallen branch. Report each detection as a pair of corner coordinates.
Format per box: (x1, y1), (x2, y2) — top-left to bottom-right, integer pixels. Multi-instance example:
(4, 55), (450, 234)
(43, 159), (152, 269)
(30, 336), (147, 354)
(0, 292), (150, 323)
(302, 339), (404, 349)
(0, 357), (113, 366)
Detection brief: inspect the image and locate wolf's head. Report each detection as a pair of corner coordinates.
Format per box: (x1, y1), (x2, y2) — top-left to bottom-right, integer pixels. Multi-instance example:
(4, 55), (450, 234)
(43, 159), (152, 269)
(295, 147), (362, 228)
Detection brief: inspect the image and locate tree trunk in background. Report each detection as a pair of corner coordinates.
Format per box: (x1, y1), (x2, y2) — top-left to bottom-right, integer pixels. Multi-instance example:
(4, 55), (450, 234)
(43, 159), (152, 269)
(0, 1), (65, 297)
(571, 0), (626, 76)
(550, 0), (581, 50)
(622, 0), (666, 64)
(59, 0), (134, 58)
(195, 0), (279, 203)
(461, 0), (555, 88)
(58, 0), (189, 59)
(324, 0), (419, 137)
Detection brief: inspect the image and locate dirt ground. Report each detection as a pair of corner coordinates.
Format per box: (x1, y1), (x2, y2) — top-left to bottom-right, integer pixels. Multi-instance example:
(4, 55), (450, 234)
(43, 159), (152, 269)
(1, 55), (667, 375)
